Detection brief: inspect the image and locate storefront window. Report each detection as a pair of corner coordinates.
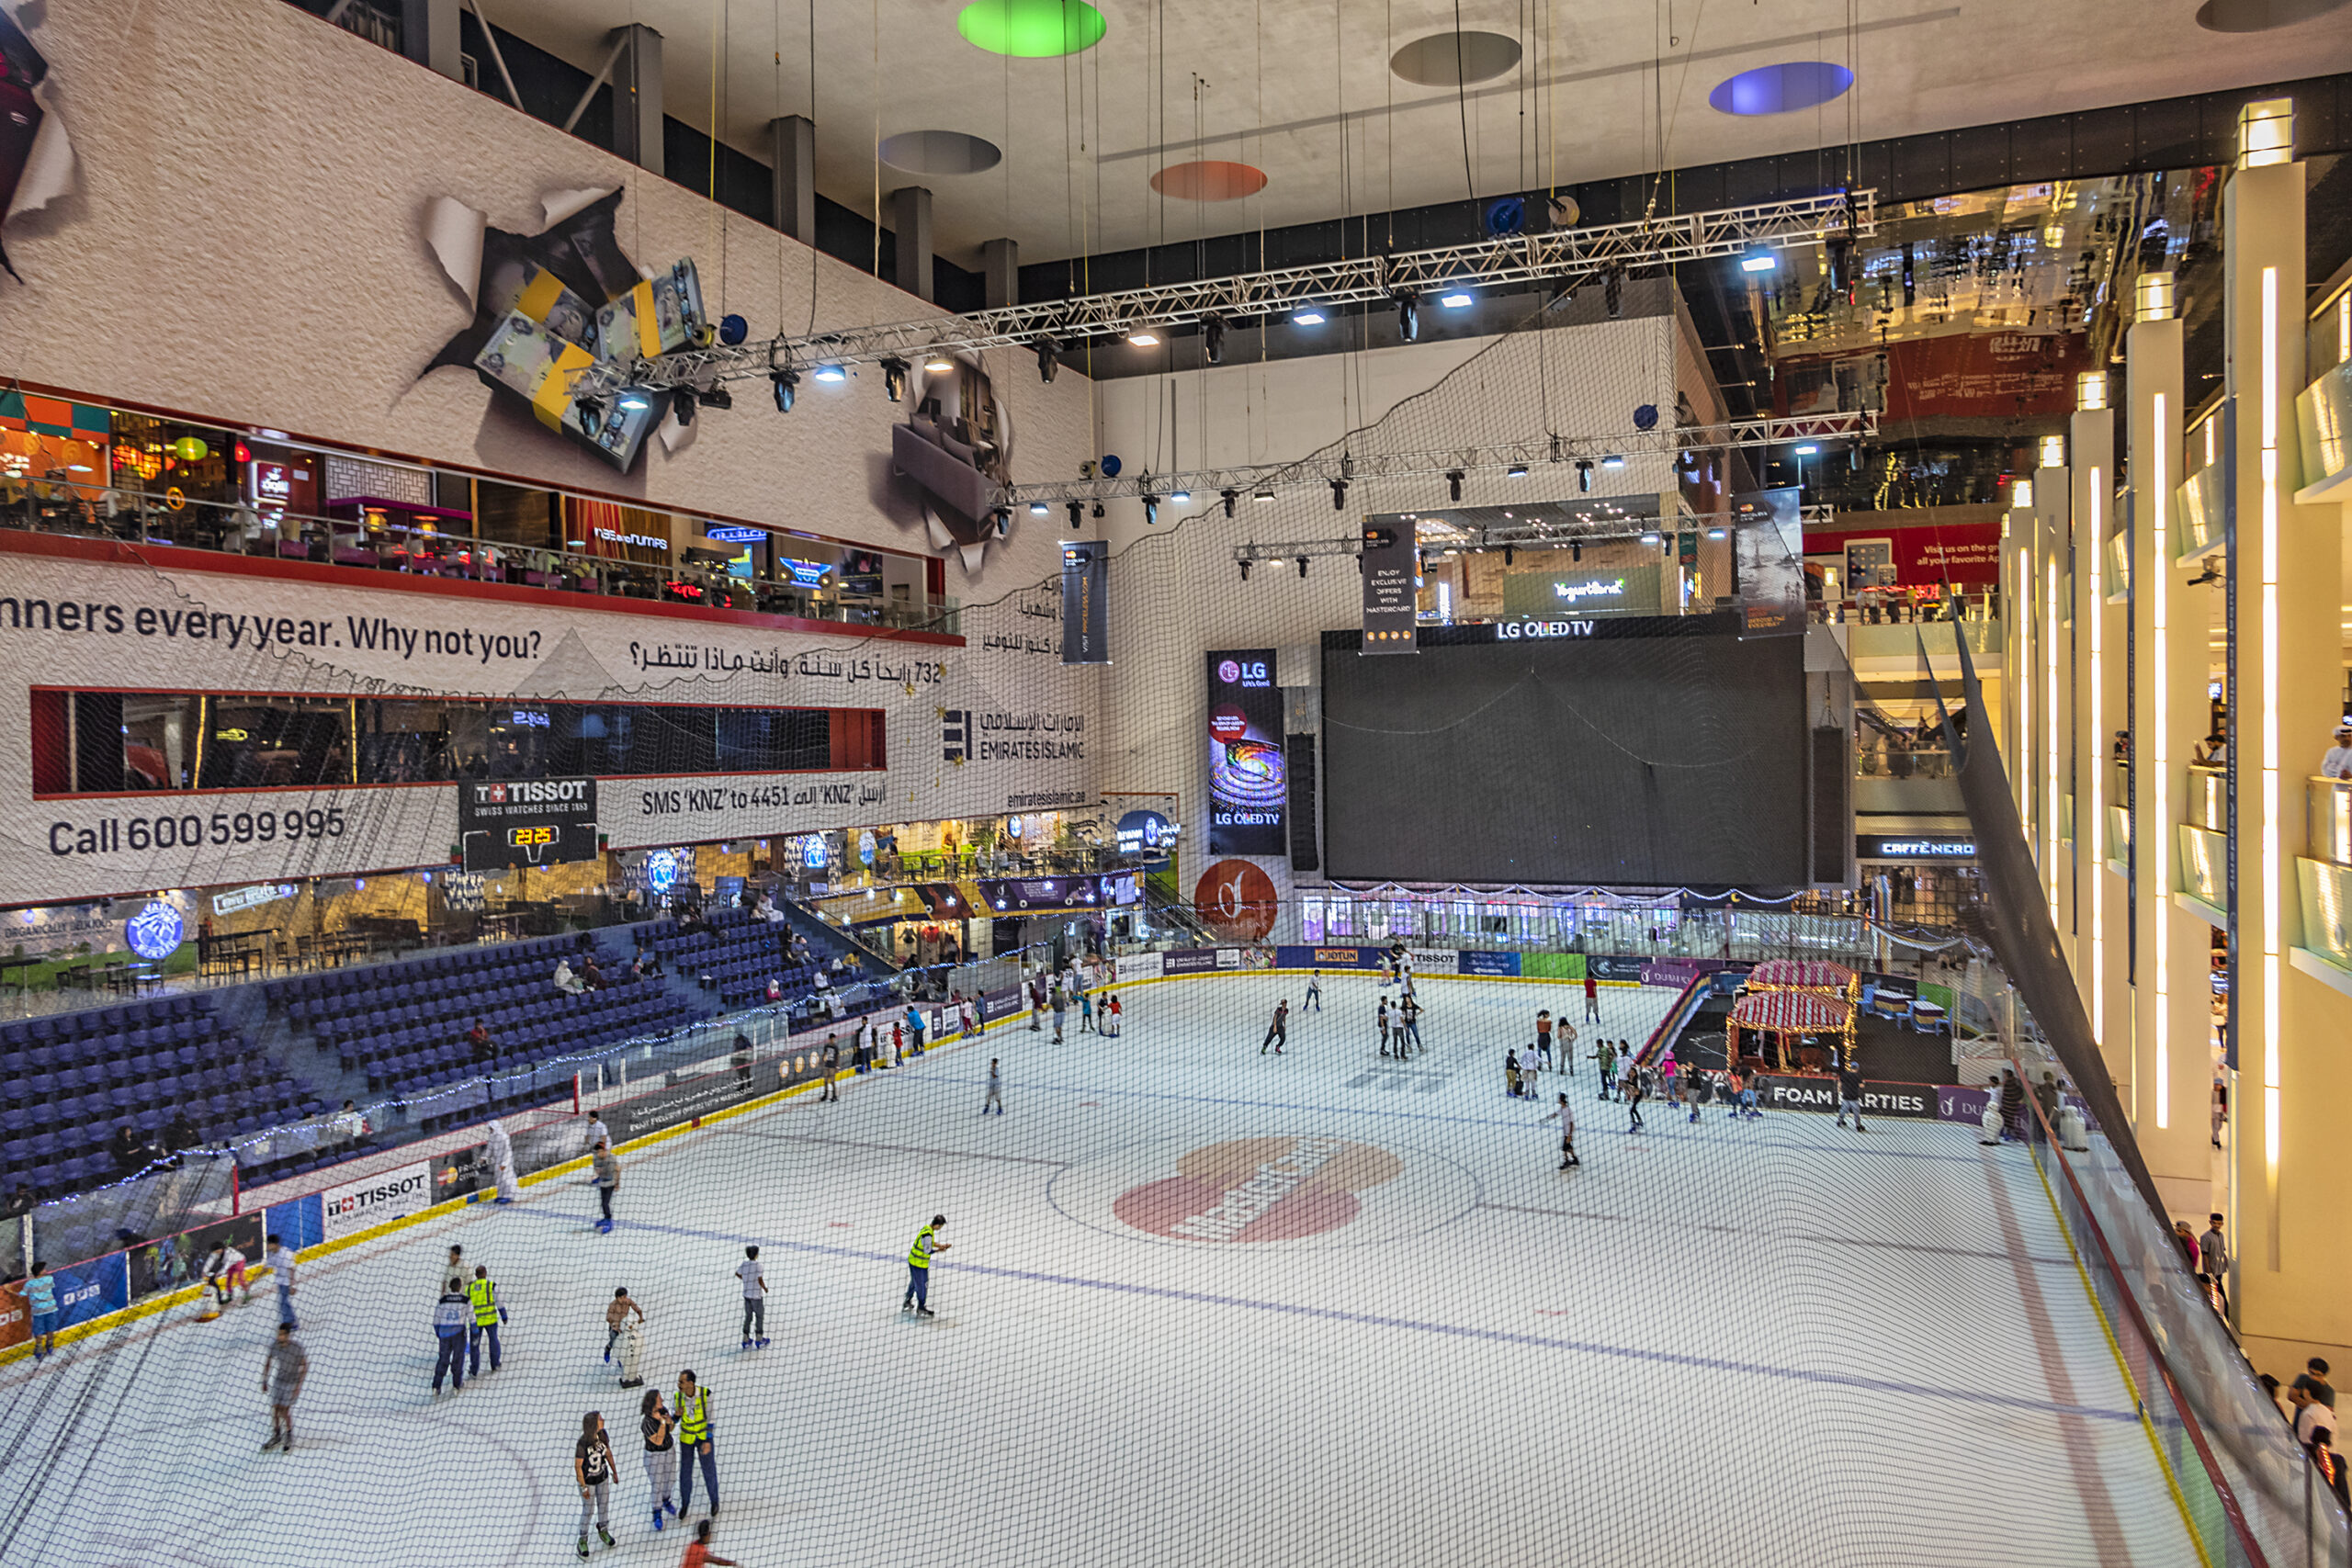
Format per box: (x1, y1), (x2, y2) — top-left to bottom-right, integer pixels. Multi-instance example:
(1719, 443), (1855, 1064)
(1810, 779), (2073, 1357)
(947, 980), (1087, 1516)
(1300, 895), (1324, 944)
(1325, 896), (1352, 938)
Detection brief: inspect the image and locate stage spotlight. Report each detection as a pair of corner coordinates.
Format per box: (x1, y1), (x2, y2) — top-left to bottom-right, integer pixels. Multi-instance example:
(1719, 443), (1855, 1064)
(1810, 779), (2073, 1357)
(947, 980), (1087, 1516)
(576, 393), (606, 425)
(991, 507), (1012, 538)
(1294, 306), (1327, 326)
(1239, 558), (1251, 581)
(1706, 526), (1726, 539)
(812, 363), (847, 382)
(1330, 478), (1349, 511)
(1029, 502), (1050, 516)
(1503, 545), (1515, 566)
(1506, 463), (1529, 479)
(1396, 294), (1419, 342)
(1170, 491), (1192, 505)
(1571, 541), (1581, 562)
(880, 356), (910, 402)
(1091, 501), (1106, 519)
(1220, 489), (1238, 518)
(696, 383), (733, 411)
(1794, 443), (1819, 456)
(1440, 288), (1475, 308)
(1126, 324), (1160, 346)
(1141, 494), (1160, 525)
(1066, 501), (1085, 530)
(1255, 489), (1276, 502)
(1739, 247), (1777, 274)
(616, 388), (654, 412)
(1204, 314), (1227, 365)
(1035, 335), (1061, 383)
(672, 389), (695, 425)
(1446, 469), (1464, 502)
(1577, 458), (1593, 491)
(1296, 556), (1309, 579)
(1604, 267), (1623, 318)
(1641, 531), (1660, 545)
(770, 369), (797, 412)
(1601, 455), (1625, 469)
(924, 355), (955, 373)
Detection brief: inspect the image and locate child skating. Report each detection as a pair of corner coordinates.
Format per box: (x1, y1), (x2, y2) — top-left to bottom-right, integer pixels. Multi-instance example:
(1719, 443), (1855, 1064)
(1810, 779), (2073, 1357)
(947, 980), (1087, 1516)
(1544, 1092), (1581, 1170)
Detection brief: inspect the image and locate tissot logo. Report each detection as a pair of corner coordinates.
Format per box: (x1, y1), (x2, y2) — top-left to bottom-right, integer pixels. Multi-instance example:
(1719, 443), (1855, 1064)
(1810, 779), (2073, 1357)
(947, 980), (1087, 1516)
(470, 779), (589, 806)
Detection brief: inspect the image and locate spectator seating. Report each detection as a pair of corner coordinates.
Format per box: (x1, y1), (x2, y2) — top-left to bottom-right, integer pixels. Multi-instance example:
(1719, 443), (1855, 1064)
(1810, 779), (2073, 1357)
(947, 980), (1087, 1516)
(266, 932), (709, 1115)
(0, 994), (318, 1197)
(641, 906), (884, 1018)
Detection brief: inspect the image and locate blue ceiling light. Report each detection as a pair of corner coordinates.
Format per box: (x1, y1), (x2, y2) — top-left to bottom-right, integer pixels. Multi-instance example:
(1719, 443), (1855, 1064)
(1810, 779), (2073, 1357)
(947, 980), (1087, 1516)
(1708, 62), (1855, 117)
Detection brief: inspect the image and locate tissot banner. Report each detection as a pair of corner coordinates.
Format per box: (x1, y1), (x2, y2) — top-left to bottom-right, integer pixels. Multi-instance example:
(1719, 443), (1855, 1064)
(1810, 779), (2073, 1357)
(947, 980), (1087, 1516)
(1061, 539), (1109, 665)
(456, 776), (599, 872)
(1205, 650), (1286, 854)
(1359, 523), (1419, 653)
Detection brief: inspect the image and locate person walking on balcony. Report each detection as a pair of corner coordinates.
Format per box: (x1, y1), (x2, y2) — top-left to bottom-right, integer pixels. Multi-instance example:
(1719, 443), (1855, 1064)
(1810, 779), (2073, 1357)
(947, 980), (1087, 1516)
(2324, 720), (2352, 779)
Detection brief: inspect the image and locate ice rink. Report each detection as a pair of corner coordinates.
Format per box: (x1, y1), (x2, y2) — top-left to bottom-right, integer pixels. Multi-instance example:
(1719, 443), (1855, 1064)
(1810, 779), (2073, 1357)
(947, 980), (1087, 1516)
(17, 974), (2197, 1568)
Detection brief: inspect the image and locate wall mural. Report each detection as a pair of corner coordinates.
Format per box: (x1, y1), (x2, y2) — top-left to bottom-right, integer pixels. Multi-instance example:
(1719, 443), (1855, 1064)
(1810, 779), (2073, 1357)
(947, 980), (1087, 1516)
(0, 4), (76, 284)
(894, 355), (1019, 575)
(422, 188), (708, 475)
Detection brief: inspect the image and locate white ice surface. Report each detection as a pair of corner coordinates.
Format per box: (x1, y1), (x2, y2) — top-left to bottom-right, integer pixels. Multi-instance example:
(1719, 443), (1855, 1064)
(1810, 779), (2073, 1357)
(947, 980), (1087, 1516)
(11, 975), (2194, 1568)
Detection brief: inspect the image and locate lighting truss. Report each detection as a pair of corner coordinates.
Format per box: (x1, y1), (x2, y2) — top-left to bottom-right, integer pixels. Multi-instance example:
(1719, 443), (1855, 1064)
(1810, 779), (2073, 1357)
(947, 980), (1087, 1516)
(569, 190), (1876, 398)
(1236, 503), (1840, 565)
(1015, 412), (1874, 508)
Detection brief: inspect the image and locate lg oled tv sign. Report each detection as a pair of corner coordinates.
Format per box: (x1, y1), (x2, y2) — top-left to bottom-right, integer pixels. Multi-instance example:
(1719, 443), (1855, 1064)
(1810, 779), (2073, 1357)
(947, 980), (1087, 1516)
(1206, 650), (1284, 855)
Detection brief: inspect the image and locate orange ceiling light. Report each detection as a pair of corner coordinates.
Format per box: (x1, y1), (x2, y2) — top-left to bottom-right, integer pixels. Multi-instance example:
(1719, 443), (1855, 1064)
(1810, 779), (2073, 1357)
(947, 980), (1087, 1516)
(1149, 161), (1268, 202)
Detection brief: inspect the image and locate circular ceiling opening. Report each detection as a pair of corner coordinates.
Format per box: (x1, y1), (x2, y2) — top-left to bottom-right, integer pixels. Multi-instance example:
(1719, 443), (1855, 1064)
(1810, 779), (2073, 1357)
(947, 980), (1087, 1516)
(1149, 161), (1268, 201)
(1708, 61), (1855, 116)
(956, 0), (1107, 56)
(2195, 0), (2350, 28)
(1390, 31), (1522, 86)
(878, 130), (1004, 175)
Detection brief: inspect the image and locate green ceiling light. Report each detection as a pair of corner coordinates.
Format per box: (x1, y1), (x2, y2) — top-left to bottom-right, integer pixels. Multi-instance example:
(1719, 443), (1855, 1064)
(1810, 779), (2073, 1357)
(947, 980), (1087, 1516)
(956, 0), (1106, 55)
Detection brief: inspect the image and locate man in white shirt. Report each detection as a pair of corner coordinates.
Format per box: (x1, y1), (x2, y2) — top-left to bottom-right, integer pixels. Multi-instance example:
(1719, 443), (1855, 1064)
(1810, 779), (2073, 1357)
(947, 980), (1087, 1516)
(266, 1233), (300, 1329)
(2323, 721), (2352, 781)
(2294, 1384), (2336, 1449)
(737, 1246), (769, 1349)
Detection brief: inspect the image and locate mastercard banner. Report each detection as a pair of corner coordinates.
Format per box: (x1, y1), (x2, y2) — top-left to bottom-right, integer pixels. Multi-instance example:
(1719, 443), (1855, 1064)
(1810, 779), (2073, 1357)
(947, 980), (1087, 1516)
(1205, 649), (1285, 855)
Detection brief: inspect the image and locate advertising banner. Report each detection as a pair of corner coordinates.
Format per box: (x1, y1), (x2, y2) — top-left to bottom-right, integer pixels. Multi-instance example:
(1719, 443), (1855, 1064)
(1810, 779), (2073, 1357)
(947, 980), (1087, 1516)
(1732, 488), (1806, 637)
(1458, 950), (1521, 976)
(599, 1062), (776, 1144)
(0, 1278), (26, 1353)
(1275, 945), (1383, 971)
(319, 1160), (435, 1240)
(1585, 954), (1650, 983)
(129, 1211), (263, 1301)
(1754, 1075), (1938, 1120)
(1359, 522), (1419, 653)
(1804, 522), (2003, 590)
(51, 1252), (130, 1332)
(1060, 539), (1108, 665)
(457, 776), (599, 872)
(1205, 650), (1285, 854)
(1500, 564), (1661, 619)
(1112, 952), (1163, 983)
(1161, 948), (1223, 976)
(429, 1145), (492, 1204)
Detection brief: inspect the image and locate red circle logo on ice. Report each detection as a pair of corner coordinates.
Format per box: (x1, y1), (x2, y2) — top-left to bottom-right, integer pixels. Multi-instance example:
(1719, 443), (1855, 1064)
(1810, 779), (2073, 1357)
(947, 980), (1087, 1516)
(1216, 659), (1243, 685)
(1208, 703), (1250, 741)
(1051, 1134), (1479, 1251)
(1193, 859), (1278, 940)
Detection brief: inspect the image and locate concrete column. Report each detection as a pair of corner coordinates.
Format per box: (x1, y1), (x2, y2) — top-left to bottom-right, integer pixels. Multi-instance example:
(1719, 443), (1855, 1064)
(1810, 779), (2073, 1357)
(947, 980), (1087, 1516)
(2125, 296), (2215, 1217)
(2031, 464), (2073, 940)
(891, 186), (934, 302)
(2223, 109), (2350, 1371)
(2002, 497), (2033, 831)
(770, 115), (817, 244)
(2070, 402), (2127, 1091)
(982, 238), (1020, 309)
(401, 0), (463, 83)
(609, 24), (664, 176)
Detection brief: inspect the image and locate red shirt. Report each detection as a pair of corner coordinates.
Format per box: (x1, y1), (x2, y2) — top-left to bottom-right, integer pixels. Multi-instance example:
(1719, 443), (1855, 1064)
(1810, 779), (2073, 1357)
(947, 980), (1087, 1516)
(1584, 975), (1597, 998)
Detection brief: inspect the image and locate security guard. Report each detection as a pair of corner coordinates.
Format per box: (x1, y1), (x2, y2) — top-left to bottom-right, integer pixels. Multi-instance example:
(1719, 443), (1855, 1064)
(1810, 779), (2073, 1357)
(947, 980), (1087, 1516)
(466, 1264), (507, 1375)
(902, 1213), (950, 1317)
(675, 1369), (718, 1517)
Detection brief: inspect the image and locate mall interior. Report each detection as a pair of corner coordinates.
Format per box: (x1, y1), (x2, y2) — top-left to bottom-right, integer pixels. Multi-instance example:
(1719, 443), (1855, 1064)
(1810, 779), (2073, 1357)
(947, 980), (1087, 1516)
(0, 1), (2350, 1563)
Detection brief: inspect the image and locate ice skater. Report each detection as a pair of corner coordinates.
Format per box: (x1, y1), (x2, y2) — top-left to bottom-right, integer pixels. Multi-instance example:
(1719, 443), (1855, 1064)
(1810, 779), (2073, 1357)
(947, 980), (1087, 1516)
(432, 1275), (470, 1393)
(259, 1323), (307, 1451)
(594, 1143), (621, 1233)
(1583, 969), (1600, 1021)
(1557, 1018), (1577, 1076)
(576, 1411), (618, 1556)
(1028, 971), (1046, 1032)
(1544, 1092), (1581, 1170)
(1835, 1060), (1868, 1132)
(1079, 984), (1096, 1033)
(267, 1233), (299, 1329)
(737, 1247), (769, 1349)
(1102, 993), (1123, 1037)
(1624, 1066), (1646, 1133)
(983, 1057), (1004, 1114)
(1504, 1048), (1524, 1099)
(23, 1261), (57, 1361)
(682, 1519), (739, 1566)
(1051, 975), (1070, 1043)
(641, 1389), (680, 1531)
(1534, 1010), (1555, 1070)
(1304, 969), (1323, 1010)
(1595, 1040), (1616, 1101)
(1261, 998), (1289, 1055)
(819, 1034), (841, 1100)
(675, 1371), (718, 1517)
(201, 1236), (251, 1313)
(467, 1263), (506, 1375)
(487, 1116), (523, 1204)
(1686, 1069), (1709, 1123)
(1399, 993), (1422, 1055)
(605, 1286), (644, 1364)
(1376, 996), (1392, 1056)
(903, 1214), (948, 1316)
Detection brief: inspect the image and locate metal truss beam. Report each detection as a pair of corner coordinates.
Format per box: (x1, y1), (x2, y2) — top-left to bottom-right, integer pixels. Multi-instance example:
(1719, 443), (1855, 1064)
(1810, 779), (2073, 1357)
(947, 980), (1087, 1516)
(1002, 412), (1875, 509)
(571, 190), (1873, 398)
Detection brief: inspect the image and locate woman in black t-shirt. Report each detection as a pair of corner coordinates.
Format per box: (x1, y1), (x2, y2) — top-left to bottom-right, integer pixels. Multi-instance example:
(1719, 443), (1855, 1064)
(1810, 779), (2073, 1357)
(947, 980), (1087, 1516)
(576, 1412), (616, 1557)
(640, 1388), (680, 1531)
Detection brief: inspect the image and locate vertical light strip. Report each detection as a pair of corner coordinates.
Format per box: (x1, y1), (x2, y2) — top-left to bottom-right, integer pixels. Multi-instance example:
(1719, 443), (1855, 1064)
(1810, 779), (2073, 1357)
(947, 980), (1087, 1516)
(2018, 541), (2033, 839)
(2046, 556), (2061, 924)
(2153, 393), (2171, 1129)
(2260, 265), (2282, 1177)
(2087, 475), (2104, 1043)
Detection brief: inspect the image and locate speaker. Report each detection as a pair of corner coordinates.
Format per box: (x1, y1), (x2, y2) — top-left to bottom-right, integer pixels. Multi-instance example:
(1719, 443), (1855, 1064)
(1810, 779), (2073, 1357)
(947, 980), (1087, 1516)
(1286, 732), (1320, 872)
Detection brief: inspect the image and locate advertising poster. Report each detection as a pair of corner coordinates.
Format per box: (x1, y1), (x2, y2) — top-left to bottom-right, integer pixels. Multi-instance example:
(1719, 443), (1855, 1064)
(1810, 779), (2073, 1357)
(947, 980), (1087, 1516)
(457, 776), (600, 872)
(1205, 650), (1286, 854)
(1732, 488), (1806, 637)
(1061, 539), (1109, 664)
(319, 1161), (435, 1240)
(1359, 522), (1419, 653)
(51, 1252), (130, 1333)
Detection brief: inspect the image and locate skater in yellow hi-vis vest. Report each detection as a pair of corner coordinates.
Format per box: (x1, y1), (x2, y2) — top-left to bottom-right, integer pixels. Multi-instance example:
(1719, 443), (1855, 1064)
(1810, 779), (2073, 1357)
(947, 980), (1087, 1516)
(902, 1214), (949, 1317)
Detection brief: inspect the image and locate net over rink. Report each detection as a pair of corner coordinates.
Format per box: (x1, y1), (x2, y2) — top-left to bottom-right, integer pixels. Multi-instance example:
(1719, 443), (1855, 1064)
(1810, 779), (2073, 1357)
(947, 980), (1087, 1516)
(11, 972), (2197, 1568)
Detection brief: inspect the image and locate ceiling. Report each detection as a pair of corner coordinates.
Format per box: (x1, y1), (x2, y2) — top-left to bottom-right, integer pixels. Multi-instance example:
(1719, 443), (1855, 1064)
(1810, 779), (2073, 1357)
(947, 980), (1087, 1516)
(479, 0), (2352, 265)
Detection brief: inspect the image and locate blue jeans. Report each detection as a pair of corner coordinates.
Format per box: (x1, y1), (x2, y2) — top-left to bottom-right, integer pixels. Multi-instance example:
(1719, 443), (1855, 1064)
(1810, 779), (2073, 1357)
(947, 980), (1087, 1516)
(679, 1440), (718, 1513)
(433, 1332), (466, 1391)
(469, 1321), (501, 1374)
(905, 1264), (929, 1309)
(277, 1285), (298, 1330)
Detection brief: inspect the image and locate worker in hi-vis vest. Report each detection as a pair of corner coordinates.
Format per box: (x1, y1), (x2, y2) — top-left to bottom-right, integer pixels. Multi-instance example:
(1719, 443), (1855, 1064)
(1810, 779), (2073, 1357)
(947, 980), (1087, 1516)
(901, 1214), (950, 1317)
(676, 1369), (718, 1517)
(466, 1264), (507, 1375)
